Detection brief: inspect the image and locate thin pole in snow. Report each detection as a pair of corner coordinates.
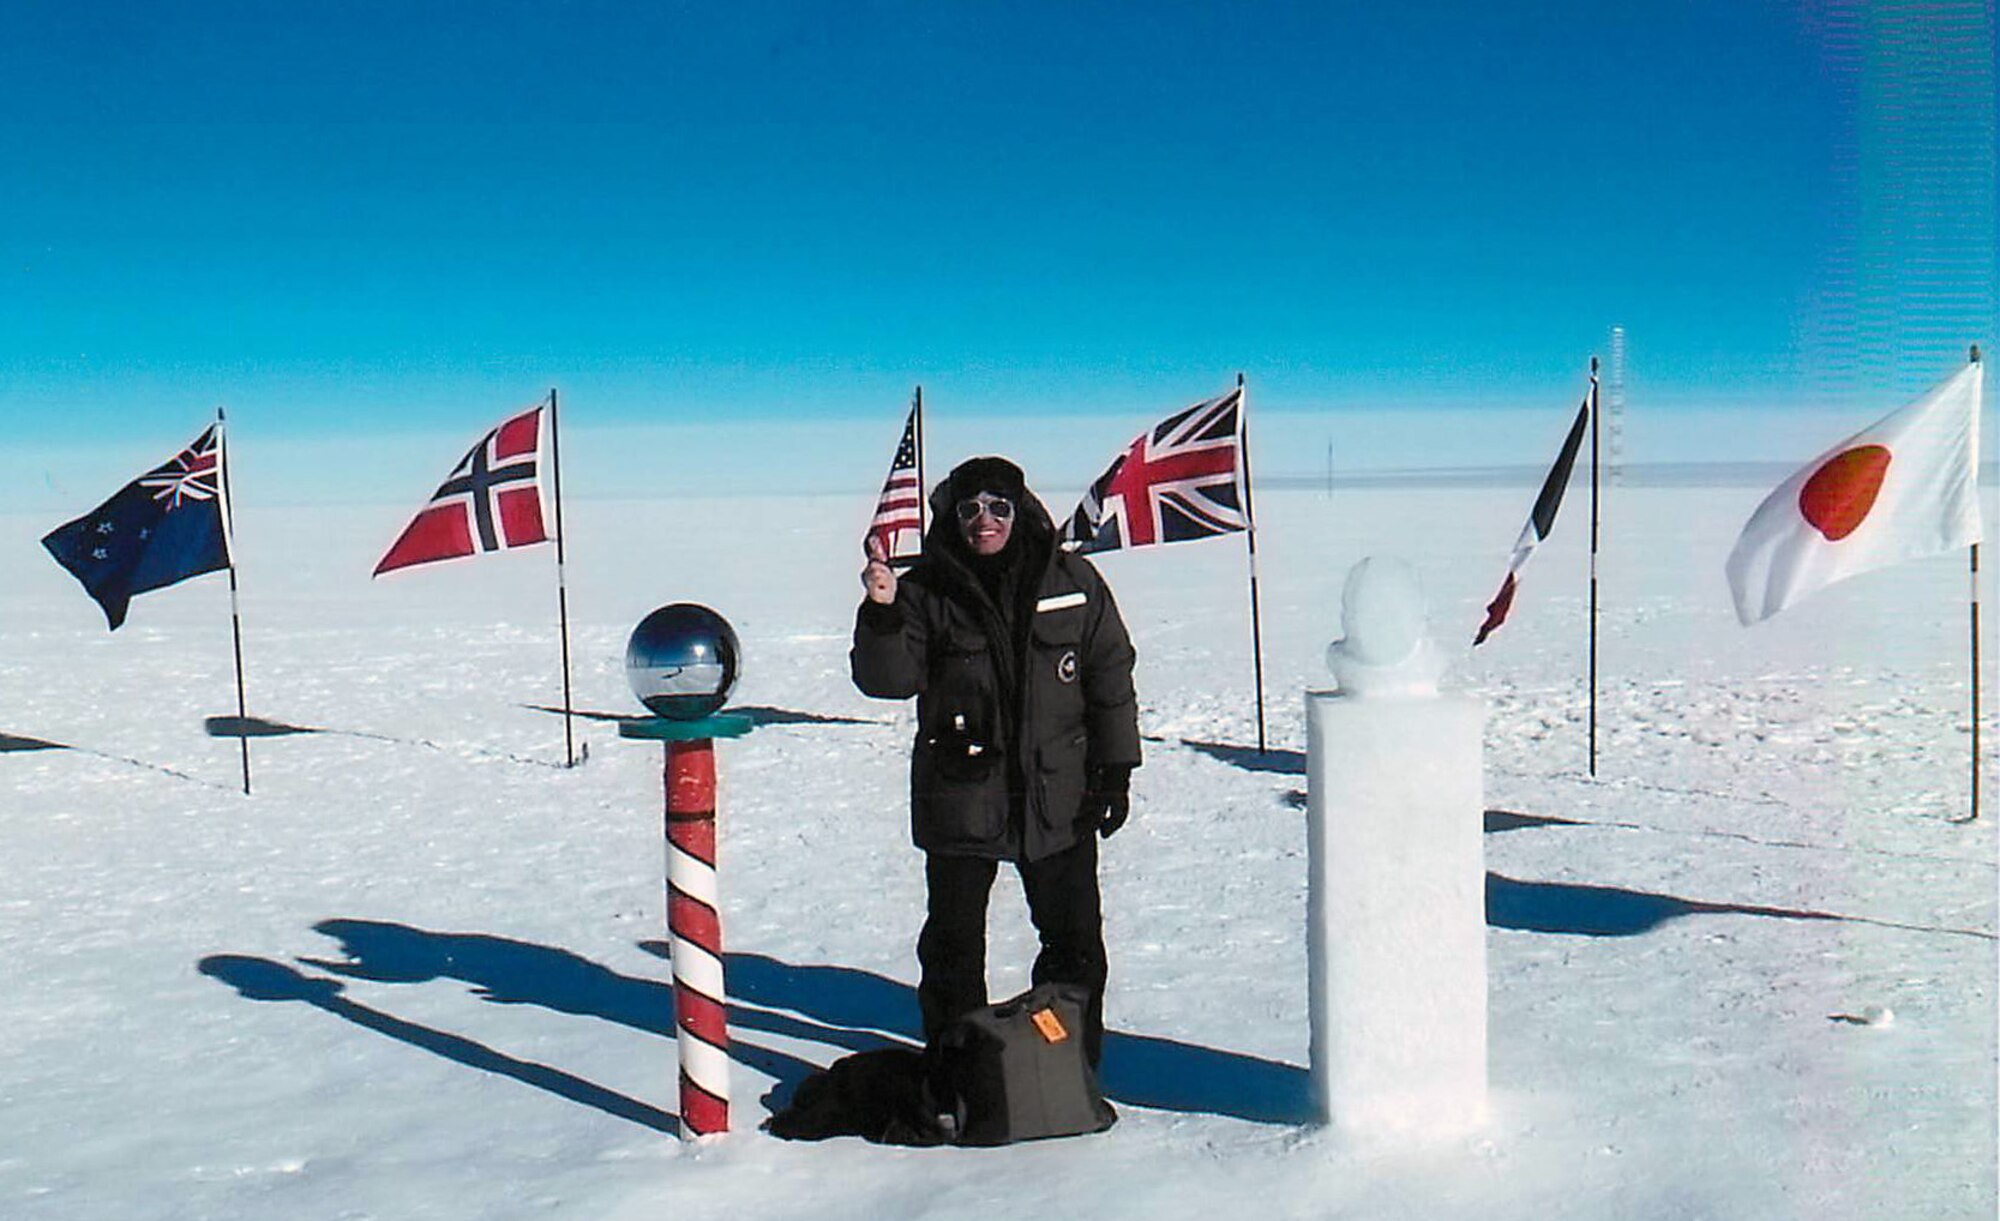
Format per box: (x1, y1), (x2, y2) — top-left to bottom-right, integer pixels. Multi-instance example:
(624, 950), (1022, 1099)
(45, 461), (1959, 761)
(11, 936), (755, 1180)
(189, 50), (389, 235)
(1588, 357), (1601, 778)
(1238, 372), (1270, 755)
(1970, 343), (1984, 822)
(1972, 543), (1982, 823)
(548, 388), (577, 768)
(217, 406), (252, 796)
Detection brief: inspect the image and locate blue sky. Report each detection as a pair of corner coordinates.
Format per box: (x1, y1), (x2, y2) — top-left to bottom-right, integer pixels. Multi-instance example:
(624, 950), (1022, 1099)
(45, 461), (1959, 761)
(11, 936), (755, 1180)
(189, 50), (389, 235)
(1, 2), (1993, 490)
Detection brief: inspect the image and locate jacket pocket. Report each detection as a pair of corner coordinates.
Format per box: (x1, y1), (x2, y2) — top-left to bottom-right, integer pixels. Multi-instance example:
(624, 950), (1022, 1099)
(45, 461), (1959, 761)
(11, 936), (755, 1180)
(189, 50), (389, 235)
(1033, 730), (1090, 831)
(914, 734), (1008, 847)
(1030, 606), (1088, 738)
(1031, 606), (1085, 647)
(925, 628), (1000, 782)
(925, 696), (1000, 782)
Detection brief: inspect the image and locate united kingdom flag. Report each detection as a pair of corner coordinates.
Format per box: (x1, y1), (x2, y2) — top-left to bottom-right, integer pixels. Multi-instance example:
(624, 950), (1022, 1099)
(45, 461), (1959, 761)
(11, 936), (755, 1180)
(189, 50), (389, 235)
(374, 405), (550, 576)
(1062, 386), (1247, 553)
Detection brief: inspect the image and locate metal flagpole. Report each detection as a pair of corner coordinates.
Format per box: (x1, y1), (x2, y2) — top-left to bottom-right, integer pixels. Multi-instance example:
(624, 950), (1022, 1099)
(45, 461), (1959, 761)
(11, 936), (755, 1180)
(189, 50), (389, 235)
(1972, 542), (1982, 823)
(216, 406), (253, 796)
(1970, 344), (1984, 822)
(1238, 372), (1270, 755)
(548, 388), (578, 768)
(1588, 357), (1601, 778)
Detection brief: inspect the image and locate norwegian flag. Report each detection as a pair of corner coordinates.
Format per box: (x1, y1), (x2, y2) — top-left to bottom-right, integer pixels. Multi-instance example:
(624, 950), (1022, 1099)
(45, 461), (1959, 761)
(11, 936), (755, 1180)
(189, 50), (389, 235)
(866, 400), (924, 566)
(375, 405), (550, 576)
(1063, 386), (1247, 553)
(1474, 397), (1590, 645)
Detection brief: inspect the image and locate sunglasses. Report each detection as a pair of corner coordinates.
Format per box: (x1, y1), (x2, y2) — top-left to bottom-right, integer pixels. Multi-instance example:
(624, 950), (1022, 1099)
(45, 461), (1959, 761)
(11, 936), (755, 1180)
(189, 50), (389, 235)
(954, 494), (1015, 523)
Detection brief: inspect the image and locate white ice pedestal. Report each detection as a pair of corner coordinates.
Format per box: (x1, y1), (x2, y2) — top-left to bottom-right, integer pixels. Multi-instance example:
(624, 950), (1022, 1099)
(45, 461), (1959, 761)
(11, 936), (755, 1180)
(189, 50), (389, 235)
(1306, 690), (1487, 1135)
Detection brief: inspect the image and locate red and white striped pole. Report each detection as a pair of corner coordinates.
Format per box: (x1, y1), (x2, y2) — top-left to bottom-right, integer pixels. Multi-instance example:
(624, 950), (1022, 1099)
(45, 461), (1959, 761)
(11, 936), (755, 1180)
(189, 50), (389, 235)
(621, 602), (750, 1140)
(664, 738), (729, 1137)
(623, 709), (753, 1140)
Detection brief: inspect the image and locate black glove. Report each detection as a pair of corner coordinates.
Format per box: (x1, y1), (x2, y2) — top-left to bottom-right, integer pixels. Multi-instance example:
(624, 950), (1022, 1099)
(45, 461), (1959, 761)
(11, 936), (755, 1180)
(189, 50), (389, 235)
(1082, 764), (1134, 838)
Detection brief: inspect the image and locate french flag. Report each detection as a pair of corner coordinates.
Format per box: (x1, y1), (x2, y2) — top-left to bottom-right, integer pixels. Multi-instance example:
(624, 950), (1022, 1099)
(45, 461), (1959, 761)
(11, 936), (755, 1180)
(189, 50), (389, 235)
(1474, 398), (1590, 646)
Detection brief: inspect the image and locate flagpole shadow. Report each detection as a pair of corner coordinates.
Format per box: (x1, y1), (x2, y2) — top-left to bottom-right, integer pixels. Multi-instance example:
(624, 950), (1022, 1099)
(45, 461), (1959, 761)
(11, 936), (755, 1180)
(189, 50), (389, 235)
(203, 715), (570, 770)
(204, 715), (313, 739)
(1, 732), (67, 752)
(4, 730), (233, 790)
(524, 704), (888, 729)
(1171, 737), (1304, 774)
(1485, 872), (1992, 940)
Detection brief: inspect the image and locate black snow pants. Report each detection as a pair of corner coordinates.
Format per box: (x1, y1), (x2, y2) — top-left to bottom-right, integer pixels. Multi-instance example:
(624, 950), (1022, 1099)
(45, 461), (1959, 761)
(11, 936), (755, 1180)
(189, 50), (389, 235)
(916, 834), (1107, 1067)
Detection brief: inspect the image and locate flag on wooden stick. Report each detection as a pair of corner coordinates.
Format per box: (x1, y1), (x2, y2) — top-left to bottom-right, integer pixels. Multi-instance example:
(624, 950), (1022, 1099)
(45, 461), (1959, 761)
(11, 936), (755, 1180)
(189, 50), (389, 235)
(866, 393), (925, 567)
(1474, 397), (1590, 645)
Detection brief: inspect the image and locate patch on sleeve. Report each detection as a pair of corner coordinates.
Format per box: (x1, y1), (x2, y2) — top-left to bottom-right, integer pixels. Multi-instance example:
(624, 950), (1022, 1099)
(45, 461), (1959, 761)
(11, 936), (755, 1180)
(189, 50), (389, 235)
(1036, 592), (1086, 613)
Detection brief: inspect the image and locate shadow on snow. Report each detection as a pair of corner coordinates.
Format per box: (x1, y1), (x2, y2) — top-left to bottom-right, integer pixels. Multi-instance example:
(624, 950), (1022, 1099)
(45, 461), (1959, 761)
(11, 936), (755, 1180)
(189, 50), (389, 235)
(198, 954), (680, 1133)
(200, 918), (1314, 1134)
(524, 704), (887, 728)
(1488, 873), (1848, 938)
(1175, 739), (1966, 939)
(203, 715), (568, 769)
(1171, 737), (1305, 775)
(198, 864), (1933, 1137)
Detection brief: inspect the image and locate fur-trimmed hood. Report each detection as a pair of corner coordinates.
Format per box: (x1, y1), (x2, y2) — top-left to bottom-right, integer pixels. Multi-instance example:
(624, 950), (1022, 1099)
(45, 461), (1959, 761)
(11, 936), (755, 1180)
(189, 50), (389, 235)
(922, 455), (1057, 566)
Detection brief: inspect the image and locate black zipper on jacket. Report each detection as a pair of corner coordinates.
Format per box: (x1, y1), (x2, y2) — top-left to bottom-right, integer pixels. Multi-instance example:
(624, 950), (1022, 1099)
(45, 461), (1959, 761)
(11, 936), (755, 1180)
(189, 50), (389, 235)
(927, 528), (1061, 814)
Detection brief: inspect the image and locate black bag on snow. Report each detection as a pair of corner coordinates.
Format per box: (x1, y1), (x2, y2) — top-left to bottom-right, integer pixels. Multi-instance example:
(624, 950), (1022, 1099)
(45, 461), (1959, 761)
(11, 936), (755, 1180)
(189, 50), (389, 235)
(761, 1047), (950, 1146)
(929, 981), (1116, 1146)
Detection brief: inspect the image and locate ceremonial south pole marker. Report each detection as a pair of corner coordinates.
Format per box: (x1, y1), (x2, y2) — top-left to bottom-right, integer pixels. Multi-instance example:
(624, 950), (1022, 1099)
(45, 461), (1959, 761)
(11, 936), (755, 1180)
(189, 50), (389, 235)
(621, 604), (749, 1141)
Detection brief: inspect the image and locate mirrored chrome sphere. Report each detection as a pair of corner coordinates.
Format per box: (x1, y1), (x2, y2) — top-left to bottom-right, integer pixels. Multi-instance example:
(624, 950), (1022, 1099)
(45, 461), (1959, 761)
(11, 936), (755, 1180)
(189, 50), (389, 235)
(625, 603), (741, 720)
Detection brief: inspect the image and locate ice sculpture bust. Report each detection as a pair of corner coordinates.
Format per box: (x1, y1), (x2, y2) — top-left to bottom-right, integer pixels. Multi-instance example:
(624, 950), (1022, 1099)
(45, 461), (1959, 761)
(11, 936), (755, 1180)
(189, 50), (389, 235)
(1325, 556), (1447, 699)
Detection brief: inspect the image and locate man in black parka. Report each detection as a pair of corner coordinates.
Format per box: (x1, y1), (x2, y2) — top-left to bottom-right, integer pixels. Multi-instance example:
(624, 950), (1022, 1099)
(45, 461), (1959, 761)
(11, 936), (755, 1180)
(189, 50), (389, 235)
(852, 455), (1140, 1066)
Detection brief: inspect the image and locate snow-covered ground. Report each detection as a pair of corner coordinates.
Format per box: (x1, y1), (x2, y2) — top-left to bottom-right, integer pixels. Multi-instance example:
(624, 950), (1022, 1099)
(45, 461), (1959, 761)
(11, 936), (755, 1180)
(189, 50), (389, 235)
(3, 475), (1995, 1220)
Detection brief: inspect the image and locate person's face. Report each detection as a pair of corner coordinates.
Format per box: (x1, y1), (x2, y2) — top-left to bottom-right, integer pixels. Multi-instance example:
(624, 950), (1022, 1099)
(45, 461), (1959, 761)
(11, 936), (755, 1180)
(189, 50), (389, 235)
(955, 492), (1014, 556)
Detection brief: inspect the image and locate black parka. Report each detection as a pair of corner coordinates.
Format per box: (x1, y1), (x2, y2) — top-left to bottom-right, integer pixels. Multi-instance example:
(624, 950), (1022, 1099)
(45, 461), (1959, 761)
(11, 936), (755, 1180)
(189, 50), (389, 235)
(851, 463), (1140, 862)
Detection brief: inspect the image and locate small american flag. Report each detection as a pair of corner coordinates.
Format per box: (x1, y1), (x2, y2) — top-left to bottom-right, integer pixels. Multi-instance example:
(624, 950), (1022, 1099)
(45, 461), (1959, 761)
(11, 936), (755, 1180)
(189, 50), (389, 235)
(1063, 386), (1246, 553)
(375, 405), (549, 576)
(866, 399), (924, 566)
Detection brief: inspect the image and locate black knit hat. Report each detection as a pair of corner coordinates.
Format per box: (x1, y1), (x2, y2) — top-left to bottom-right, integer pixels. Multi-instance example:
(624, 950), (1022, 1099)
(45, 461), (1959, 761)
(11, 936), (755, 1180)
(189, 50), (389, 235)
(944, 456), (1027, 504)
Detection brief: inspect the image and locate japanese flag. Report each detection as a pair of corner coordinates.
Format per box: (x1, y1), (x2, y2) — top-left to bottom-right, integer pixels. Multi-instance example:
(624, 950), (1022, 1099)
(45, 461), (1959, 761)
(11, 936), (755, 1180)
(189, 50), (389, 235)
(1727, 361), (1983, 625)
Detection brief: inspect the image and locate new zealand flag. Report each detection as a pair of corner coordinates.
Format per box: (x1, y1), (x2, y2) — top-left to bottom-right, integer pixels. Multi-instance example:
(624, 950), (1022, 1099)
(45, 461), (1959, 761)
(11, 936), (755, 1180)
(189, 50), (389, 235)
(42, 425), (231, 630)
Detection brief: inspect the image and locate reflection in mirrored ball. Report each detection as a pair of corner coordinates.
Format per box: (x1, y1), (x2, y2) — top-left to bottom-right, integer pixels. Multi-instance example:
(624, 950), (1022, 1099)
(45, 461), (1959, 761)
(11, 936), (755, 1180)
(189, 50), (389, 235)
(625, 603), (742, 720)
